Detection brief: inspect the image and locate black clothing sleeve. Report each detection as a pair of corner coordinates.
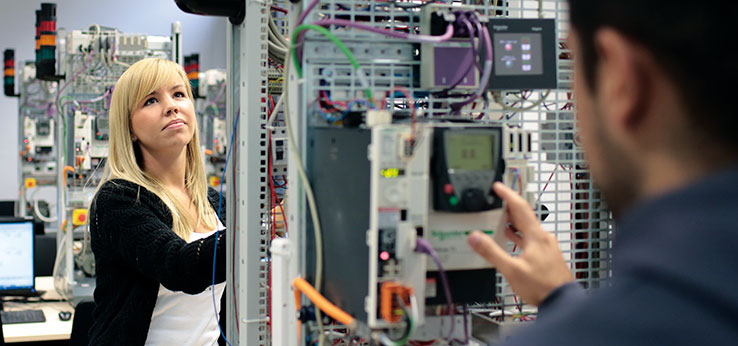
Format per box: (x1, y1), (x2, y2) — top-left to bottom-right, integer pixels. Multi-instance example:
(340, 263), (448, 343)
(91, 179), (226, 294)
(88, 179), (227, 345)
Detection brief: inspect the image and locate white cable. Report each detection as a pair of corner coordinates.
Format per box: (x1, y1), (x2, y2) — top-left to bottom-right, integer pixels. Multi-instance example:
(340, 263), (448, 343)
(269, 16), (290, 48)
(113, 59), (131, 68)
(34, 199), (58, 222)
(410, 294), (420, 328)
(282, 44), (327, 345)
(377, 333), (398, 346)
(267, 92), (284, 131)
(492, 90), (551, 112)
(52, 234), (71, 301)
(268, 40), (288, 56)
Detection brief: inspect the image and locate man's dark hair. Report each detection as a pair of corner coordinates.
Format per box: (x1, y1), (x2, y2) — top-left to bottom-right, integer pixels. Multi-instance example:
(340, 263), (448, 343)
(568, 1), (738, 153)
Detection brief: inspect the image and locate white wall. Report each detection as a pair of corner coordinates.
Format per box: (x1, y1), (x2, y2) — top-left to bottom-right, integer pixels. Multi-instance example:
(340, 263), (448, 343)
(0, 0), (228, 199)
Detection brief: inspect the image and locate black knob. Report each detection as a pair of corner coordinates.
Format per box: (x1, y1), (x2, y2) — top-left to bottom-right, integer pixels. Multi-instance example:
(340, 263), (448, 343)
(462, 188), (487, 211)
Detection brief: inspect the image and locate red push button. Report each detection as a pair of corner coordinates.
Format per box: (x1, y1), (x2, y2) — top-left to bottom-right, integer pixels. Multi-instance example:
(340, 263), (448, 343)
(444, 183), (454, 195)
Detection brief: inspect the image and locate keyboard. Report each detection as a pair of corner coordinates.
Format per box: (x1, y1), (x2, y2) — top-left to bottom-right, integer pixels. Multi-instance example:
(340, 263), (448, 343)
(1, 309), (46, 324)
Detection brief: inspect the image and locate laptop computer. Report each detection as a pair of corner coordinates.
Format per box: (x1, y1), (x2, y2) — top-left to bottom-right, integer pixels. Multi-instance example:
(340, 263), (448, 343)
(0, 218), (40, 297)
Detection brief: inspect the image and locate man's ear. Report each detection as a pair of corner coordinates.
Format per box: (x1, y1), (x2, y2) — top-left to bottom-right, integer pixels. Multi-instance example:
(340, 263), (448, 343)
(593, 28), (651, 133)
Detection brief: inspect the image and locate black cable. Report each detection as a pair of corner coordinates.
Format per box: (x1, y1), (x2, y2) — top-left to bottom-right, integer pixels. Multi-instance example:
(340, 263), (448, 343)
(388, 295), (413, 342)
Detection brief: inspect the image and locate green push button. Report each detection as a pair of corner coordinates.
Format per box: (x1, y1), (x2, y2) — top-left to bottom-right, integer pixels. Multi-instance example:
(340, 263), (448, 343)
(449, 196), (459, 206)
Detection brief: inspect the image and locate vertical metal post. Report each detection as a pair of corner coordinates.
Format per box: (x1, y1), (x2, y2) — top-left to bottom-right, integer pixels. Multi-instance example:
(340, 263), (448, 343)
(271, 238), (298, 346)
(171, 22), (183, 67)
(18, 88), (25, 217)
(226, 0), (271, 343)
(225, 20), (238, 344)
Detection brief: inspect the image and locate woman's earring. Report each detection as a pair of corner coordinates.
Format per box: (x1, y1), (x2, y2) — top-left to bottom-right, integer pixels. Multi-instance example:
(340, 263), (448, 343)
(131, 136), (137, 142)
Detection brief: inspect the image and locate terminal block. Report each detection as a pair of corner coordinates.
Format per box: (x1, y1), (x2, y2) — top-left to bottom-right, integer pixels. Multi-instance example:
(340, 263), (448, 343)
(380, 282), (413, 323)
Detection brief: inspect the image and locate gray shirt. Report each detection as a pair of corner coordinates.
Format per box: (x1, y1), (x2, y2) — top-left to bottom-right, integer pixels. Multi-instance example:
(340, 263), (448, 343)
(503, 165), (738, 345)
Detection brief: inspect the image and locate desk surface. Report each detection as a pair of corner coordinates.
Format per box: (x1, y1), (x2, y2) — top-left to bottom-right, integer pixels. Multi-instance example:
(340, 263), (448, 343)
(2, 277), (75, 343)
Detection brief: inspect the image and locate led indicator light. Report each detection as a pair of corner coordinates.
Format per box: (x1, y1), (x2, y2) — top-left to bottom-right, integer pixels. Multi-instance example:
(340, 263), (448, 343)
(449, 196), (459, 206)
(381, 168), (400, 178)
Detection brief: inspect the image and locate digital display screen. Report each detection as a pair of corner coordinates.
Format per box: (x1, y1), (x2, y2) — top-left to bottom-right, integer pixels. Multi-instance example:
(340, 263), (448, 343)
(446, 134), (495, 171)
(493, 33), (544, 76)
(0, 221), (34, 291)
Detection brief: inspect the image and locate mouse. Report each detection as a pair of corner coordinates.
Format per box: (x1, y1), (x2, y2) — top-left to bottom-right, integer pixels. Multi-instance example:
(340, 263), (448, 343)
(59, 311), (72, 321)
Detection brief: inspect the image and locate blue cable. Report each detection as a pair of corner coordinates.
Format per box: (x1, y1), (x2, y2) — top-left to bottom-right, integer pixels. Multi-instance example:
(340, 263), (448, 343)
(314, 101), (349, 123)
(212, 107), (240, 346)
(512, 168), (521, 192)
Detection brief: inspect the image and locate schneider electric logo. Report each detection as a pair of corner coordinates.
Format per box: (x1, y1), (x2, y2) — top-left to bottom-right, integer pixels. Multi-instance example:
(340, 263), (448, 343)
(430, 230), (494, 241)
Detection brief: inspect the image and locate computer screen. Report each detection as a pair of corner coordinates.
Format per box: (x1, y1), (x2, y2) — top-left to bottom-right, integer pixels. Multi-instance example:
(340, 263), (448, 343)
(0, 219), (35, 293)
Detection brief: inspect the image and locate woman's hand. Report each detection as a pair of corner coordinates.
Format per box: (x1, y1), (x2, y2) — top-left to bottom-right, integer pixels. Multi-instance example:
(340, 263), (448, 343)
(467, 182), (574, 306)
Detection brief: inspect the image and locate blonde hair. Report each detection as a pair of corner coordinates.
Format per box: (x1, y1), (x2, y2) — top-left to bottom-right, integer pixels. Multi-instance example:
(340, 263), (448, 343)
(97, 58), (216, 239)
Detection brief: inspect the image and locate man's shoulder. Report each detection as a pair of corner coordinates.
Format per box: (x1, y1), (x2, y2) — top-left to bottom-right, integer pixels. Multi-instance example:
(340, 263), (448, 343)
(504, 275), (738, 346)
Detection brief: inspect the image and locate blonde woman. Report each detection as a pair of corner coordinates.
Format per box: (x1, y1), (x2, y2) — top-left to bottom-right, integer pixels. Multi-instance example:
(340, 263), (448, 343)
(88, 58), (227, 345)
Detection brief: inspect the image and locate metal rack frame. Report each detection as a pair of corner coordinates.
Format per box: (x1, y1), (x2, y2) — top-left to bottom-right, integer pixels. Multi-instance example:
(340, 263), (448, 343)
(230, 0), (612, 344)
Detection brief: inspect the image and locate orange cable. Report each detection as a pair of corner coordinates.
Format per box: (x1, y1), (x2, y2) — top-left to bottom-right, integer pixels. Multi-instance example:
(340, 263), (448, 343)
(292, 277), (356, 327)
(63, 166), (75, 186)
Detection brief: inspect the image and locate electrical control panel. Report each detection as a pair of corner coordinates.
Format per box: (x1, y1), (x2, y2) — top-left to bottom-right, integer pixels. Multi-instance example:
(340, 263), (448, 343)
(363, 123), (532, 333)
(23, 117), (55, 159)
(306, 123), (534, 341)
(73, 112), (108, 171)
(64, 27), (171, 60)
(196, 69), (227, 187)
(17, 63), (58, 224)
(48, 17), (178, 300)
(222, 0), (612, 344)
(212, 117), (227, 156)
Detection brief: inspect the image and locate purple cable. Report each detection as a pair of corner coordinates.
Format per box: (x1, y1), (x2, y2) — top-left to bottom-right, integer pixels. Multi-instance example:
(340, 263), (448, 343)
(459, 13), (481, 72)
(295, 16), (454, 62)
(54, 51), (95, 116)
(450, 15), (493, 113)
(434, 13), (481, 96)
(471, 13), (485, 70)
(202, 81), (227, 112)
(312, 19), (454, 43)
(294, 0), (322, 62)
(296, 0), (322, 27)
(415, 237), (456, 341)
(213, 81), (226, 104)
(470, 14), (490, 60)
(457, 304), (470, 345)
(105, 86), (113, 109)
(76, 88), (111, 104)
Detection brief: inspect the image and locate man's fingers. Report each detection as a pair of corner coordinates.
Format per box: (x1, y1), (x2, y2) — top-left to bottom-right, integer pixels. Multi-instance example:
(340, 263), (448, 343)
(504, 227), (524, 246)
(493, 182), (540, 237)
(467, 230), (516, 275)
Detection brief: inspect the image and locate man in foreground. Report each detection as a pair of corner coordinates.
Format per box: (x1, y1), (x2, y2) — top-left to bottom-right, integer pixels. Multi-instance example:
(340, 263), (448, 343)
(468, 1), (738, 344)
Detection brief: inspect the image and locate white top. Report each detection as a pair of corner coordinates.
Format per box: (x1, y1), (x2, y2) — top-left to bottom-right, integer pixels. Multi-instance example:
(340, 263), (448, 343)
(145, 219), (226, 346)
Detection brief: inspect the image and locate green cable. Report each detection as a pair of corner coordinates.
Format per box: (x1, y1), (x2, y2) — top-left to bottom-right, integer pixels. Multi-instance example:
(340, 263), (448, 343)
(208, 103), (220, 117)
(396, 308), (415, 346)
(290, 24), (372, 99)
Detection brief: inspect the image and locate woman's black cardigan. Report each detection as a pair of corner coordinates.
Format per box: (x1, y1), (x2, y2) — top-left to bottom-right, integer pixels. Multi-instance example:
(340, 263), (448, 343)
(87, 179), (227, 345)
